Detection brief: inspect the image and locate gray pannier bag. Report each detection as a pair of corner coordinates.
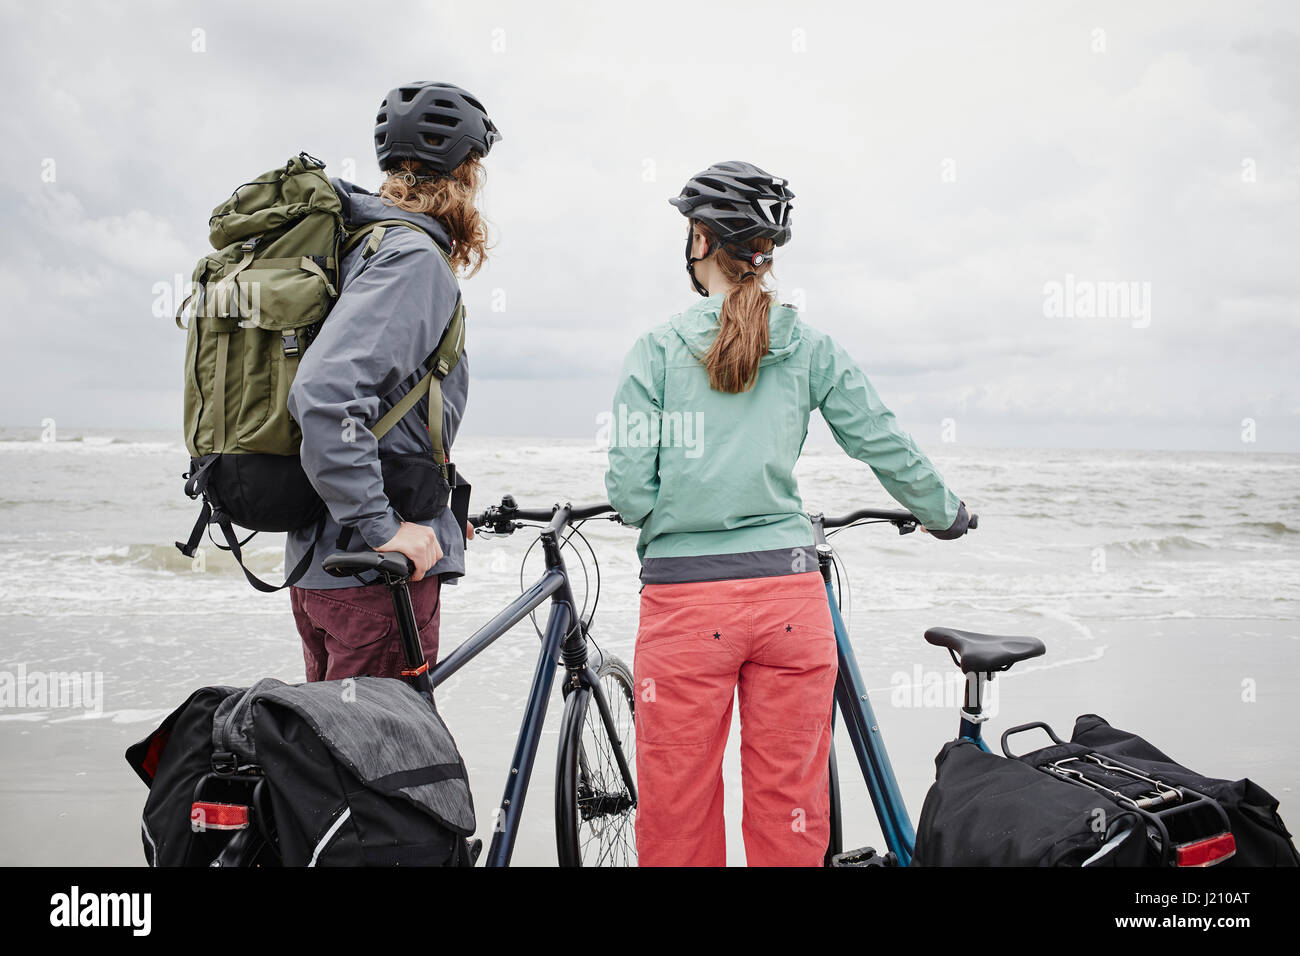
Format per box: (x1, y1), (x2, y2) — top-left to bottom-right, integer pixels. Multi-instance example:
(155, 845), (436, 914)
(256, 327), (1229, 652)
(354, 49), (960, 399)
(128, 676), (475, 867)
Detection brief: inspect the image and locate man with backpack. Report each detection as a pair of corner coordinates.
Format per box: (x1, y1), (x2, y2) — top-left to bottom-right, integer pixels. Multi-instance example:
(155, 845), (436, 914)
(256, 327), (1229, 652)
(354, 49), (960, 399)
(283, 81), (500, 682)
(176, 82), (497, 682)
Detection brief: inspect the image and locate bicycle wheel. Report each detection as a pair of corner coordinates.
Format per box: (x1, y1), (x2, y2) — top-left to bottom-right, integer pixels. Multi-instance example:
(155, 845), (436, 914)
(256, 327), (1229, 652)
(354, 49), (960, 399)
(555, 653), (637, 866)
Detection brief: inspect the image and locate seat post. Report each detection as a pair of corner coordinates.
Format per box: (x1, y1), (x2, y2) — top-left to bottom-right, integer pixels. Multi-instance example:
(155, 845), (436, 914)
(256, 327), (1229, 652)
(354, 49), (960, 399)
(385, 573), (435, 704)
(959, 670), (991, 742)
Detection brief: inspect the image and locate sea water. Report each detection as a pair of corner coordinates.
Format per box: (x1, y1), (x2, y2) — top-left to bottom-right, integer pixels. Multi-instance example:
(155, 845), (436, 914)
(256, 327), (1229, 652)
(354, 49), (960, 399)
(1, 428), (1296, 864)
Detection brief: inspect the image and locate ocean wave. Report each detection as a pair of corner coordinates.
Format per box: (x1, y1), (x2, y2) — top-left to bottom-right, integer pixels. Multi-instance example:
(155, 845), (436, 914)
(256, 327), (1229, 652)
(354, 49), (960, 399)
(1113, 534), (1216, 556)
(75, 542), (286, 576)
(1238, 520), (1298, 536)
(0, 438), (184, 455)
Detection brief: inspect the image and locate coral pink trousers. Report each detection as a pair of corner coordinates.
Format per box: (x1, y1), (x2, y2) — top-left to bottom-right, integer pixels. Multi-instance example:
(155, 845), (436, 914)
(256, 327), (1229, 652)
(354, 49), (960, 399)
(633, 570), (837, 866)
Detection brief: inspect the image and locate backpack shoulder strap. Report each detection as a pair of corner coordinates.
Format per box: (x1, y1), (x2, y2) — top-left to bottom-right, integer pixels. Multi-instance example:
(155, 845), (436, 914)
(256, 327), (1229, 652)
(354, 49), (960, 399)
(369, 293), (465, 456)
(342, 218), (451, 263)
(342, 219), (466, 468)
(415, 294), (466, 468)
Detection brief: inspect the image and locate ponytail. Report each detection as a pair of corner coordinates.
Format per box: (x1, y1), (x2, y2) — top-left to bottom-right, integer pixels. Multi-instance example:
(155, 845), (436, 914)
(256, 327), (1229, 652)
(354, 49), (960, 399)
(698, 224), (776, 394)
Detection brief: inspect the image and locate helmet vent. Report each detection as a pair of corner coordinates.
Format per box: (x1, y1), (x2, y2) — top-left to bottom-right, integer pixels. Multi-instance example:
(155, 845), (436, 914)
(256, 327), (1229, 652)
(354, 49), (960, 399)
(375, 82), (500, 173)
(668, 160), (793, 248)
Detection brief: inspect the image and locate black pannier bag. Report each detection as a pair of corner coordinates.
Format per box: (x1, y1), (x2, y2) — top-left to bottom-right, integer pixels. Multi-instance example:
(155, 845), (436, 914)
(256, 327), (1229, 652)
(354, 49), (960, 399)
(1067, 714), (1299, 867)
(125, 685), (243, 867)
(913, 715), (1300, 867)
(126, 676), (475, 866)
(912, 739), (1150, 866)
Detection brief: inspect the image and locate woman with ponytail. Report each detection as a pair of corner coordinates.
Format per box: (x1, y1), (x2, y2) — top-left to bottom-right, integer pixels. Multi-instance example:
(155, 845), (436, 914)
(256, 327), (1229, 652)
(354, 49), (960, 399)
(605, 161), (971, 866)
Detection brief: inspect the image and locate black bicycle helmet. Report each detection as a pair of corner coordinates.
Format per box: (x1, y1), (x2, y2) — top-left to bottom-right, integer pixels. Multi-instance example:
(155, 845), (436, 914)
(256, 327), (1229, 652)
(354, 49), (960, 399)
(670, 161), (793, 294)
(374, 81), (502, 175)
(669, 160), (794, 249)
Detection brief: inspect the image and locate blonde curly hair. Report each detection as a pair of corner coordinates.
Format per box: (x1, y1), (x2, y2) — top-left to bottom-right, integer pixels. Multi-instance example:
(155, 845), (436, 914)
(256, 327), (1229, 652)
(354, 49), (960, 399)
(378, 154), (490, 277)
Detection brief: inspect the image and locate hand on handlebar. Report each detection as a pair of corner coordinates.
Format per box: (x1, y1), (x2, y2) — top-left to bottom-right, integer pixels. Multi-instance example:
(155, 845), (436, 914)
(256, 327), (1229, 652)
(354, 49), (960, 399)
(377, 521), (443, 582)
(926, 502), (978, 538)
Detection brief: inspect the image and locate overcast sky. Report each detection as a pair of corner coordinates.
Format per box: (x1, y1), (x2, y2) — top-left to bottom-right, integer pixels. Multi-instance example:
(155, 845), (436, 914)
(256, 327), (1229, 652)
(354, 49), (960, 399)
(1, 0), (1297, 451)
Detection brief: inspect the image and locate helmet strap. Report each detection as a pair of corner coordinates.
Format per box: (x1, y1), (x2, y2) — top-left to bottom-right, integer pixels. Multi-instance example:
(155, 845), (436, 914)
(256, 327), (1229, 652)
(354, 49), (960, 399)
(683, 223), (771, 294)
(684, 222), (712, 296)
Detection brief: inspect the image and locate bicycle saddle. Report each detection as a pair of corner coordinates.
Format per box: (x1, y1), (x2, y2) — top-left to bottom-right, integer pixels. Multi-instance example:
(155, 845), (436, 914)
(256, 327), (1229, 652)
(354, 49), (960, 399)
(322, 551), (413, 579)
(924, 627), (1045, 673)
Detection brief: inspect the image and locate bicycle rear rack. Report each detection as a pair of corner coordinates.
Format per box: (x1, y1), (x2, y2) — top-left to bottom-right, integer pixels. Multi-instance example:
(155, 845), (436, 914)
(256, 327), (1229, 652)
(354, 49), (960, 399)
(1003, 722), (1237, 867)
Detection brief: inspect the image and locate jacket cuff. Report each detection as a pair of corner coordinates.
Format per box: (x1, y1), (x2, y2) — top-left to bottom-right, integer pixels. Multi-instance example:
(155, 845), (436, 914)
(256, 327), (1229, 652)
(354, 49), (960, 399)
(928, 500), (970, 540)
(356, 510), (402, 550)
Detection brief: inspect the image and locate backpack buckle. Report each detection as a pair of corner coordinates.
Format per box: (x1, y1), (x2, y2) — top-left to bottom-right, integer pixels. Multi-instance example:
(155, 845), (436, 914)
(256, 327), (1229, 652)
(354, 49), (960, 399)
(282, 333), (300, 358)
(211, 751), (238, 775)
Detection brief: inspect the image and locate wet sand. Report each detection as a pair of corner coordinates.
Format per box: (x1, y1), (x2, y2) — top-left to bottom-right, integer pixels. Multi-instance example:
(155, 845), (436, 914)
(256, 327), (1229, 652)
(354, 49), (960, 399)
(1, 612), (1292, 866)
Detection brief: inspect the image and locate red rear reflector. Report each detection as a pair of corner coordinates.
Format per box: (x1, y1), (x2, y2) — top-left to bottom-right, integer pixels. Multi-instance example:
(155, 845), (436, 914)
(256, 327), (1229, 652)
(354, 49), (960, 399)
(1175, 832), (1236, 867)
(191, 801), (251, 832)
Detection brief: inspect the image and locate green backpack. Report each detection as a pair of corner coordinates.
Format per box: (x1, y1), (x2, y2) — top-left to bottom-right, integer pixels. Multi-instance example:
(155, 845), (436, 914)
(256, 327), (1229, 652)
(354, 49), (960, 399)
(174, 152), (467, 591)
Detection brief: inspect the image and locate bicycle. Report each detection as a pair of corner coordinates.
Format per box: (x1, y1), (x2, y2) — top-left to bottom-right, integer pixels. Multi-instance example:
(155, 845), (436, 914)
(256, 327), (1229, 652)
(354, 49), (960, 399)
(319, 494), (637, 867)
(812, 506), (1236, 868)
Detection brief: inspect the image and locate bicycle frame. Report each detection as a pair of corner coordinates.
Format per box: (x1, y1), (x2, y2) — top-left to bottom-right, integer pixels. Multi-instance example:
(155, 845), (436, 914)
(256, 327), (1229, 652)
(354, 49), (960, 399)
(422, 505), (634, 867)
(812, 515), (988, 868)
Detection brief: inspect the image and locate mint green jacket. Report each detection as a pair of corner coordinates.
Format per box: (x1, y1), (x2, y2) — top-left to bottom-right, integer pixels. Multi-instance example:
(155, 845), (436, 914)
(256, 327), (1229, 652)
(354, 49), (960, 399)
(604, 294), (966, 583)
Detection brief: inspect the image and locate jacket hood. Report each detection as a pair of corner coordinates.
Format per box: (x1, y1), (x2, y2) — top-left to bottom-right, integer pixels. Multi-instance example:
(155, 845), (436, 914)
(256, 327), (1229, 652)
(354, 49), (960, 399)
(669, 294), (802, 366)
(331, 178), (452, 254)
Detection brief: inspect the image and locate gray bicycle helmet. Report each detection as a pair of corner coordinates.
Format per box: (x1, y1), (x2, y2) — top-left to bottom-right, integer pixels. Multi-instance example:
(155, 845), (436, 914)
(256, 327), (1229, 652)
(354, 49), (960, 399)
(375, 81), (502, 175)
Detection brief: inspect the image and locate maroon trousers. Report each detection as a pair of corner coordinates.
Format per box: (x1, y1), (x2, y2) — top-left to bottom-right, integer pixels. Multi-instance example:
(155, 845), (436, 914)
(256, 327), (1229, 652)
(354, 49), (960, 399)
(290, 576), (442, 683)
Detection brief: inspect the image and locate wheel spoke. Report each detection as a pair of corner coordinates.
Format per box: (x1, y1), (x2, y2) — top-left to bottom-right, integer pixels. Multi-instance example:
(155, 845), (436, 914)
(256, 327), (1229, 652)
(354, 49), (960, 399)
(564, 662), (637, 866)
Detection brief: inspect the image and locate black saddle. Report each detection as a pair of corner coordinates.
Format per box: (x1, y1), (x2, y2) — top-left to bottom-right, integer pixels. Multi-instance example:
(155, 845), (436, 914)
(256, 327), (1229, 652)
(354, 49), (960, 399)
(322, 551), (413, 580)
(924, 627), (1045, 673)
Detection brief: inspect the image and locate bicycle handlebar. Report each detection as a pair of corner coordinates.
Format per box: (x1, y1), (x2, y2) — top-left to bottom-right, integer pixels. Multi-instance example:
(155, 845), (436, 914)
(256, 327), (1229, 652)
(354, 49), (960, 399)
(818, 508), (918, 528)
(469, 493), (977, 538)
(814, 508), (979, 533)
(471, 495), (621, 534)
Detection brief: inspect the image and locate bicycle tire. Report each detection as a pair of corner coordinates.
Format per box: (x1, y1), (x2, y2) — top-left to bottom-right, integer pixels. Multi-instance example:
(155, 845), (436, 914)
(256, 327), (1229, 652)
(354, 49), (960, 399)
(825, 734), (843, 866)
(555, 653), (637, 867)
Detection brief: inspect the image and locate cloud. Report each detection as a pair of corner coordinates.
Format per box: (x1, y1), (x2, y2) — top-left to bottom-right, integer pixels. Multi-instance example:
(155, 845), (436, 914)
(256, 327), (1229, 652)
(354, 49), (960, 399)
(0, 0), (1296, 450)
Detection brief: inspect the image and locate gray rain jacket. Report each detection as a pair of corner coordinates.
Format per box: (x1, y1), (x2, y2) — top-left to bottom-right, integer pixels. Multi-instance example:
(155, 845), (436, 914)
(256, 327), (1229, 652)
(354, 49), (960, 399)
(285, 179), (469, 590)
